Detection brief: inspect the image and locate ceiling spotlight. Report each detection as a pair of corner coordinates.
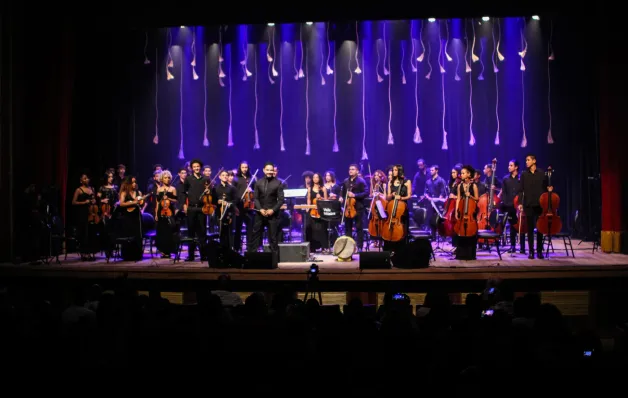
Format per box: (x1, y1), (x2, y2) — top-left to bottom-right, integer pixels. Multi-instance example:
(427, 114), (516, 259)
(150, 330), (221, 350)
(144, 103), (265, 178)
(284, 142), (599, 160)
(428, 18), (436, 22)
(306, 22), (313, 25)
(482, 16), (490, 22)
(180, 26), (186, 28)
(268, 22), (275, 26)
(532, 15), (540, 20)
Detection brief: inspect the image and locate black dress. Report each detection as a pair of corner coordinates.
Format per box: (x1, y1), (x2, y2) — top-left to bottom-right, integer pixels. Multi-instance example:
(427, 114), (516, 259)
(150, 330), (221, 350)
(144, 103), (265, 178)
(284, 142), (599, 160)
(75, 187), (98, 257)
(382, 180), (409, 253)
(120, 192), (143, 261)
(306, 187), (329, 252)
(155, 190), (180, 256)
(98, 186), (118, 256)
(455, 182), (478, 260)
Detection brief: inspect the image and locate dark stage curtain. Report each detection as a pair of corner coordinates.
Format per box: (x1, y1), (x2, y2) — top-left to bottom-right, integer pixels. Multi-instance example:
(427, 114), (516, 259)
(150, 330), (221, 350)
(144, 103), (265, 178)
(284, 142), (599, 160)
(0, 18), (74, 261)
(598, 23), (628, 253)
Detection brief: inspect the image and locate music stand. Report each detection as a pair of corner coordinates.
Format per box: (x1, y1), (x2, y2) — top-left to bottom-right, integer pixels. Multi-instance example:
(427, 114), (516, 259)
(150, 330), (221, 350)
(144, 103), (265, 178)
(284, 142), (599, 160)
(317, 200), (342, 253)
(284, 189), (308, 242)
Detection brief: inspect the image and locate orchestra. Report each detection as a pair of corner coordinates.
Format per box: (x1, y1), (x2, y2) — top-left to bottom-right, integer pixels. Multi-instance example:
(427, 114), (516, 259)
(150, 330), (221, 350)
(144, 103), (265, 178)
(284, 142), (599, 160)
(60, 152), (558, 265)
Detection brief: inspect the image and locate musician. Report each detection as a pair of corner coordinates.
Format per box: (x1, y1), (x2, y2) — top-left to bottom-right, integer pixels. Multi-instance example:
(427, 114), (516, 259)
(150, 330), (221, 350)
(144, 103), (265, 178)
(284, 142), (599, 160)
(145, 170), (162, 216)
(183, 159), (210, 261)
(146, 164), (163, 192)
(481, 163), (502, 197)
(248, 162), (285, 257)
(324, 170), (341, 199)
(424, 165), (447, 237)
(117, 176), (144, 261)
(112, 164), (126, 191)
(71, 173), (98, 261)
(273, 165), (289, 189)
(172, 168), (188, 213)
(412, 158), (428, 201)
(97, 172), (118, 257)
(203, 165), (212, 179)
(499, 159), (525, 254)
(233, 162), (255, 253)
(304, 173), (329, 252)
(455, 165), (480, 260)
(384, 164), (412, 250)
(300, 171), (314, 189)
(340, 164), (368, 250)
(448, 166), (462, 198)
(155, 170), (179, 258)
(518, 154), (552, 259)
(227, 170), (235, 186)
(213, 170), (238, 249)
(370, 170), (387, 196)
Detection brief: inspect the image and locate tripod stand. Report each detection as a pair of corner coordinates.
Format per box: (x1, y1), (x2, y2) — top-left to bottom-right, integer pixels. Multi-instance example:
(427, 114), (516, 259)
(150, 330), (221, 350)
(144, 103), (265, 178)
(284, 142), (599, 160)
(303, 270), (323, 304)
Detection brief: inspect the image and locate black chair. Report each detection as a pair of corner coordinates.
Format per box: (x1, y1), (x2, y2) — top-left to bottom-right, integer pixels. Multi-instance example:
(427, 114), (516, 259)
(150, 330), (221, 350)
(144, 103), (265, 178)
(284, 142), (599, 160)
(477, 227), (504, 261)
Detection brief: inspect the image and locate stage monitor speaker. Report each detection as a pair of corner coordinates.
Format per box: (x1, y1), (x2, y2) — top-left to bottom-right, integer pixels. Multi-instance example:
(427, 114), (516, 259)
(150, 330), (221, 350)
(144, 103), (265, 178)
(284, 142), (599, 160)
(206, 240), (245, 268)
(263, 242), (310, 263)
(243, 252), (277, 269)
(392, 239), (432, 269)
(359, 251), (392, 269)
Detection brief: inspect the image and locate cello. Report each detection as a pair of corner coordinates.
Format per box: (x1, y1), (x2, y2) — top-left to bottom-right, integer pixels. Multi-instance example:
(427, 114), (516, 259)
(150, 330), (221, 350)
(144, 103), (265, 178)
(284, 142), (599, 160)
(477, 159), (498, 230)
(454, 181), (479, 237)
(437, 178), (460, 237)
(380, 179), (407, 243)
(367, 165), (387, 239)
(536, 166), (562, 236)
(486, 159), (503, 233)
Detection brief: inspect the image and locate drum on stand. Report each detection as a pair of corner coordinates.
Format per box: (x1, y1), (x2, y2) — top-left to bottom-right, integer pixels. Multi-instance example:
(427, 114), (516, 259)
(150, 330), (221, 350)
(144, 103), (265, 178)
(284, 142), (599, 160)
(333, 236), (357, 262)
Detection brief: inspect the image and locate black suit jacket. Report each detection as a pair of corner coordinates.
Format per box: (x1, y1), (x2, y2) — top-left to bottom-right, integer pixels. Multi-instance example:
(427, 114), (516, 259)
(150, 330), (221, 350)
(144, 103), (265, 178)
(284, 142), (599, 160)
(254, 177), (284, 214)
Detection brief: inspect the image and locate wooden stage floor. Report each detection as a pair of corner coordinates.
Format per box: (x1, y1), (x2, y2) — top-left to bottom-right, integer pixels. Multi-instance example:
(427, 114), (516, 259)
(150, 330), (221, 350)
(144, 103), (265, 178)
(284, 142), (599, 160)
(2, 241), (628, 291)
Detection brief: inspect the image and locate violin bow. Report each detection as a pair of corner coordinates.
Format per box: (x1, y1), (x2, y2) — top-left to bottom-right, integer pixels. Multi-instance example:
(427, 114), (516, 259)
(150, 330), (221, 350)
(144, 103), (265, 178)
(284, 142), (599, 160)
(240, 169), (259, 201)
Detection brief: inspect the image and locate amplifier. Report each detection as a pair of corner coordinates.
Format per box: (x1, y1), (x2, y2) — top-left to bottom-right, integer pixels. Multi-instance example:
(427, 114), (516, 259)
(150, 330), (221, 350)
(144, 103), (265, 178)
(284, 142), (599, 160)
(264, 242), (310, 263)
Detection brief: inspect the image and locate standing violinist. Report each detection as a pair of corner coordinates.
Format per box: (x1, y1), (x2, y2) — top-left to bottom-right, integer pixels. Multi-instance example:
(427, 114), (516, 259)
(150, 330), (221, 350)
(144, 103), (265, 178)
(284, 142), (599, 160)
(306, 173), (329, 252)
(499, 159), (525, 254)
(183, 159), (210, 261)
(71, 173), (99, 261)
(383, 165), (412, 251)
(155, 170), (179, 258)
(234, 161), (255, 253)
(97, 171), (118, 258)
(213, 170), (238, 249)
(455, 165), (480, 260)
(340, 164), (368, 250)
(518, 154), (552, 259)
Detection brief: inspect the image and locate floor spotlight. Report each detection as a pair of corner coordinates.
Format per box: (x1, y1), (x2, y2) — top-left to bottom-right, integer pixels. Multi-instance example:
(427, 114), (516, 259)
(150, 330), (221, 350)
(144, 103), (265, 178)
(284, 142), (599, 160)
(532, 15), (540, 20)
(428, 18), (436, 22)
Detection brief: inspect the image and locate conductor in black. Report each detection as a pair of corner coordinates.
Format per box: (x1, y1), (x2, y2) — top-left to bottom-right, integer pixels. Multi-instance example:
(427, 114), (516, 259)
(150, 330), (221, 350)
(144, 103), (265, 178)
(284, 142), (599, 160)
(248, 162), (285, 256)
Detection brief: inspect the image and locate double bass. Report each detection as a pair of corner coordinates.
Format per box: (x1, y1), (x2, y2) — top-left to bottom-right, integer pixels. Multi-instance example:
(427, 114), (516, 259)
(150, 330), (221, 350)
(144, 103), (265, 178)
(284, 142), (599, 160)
(536, 166), (562, 236)
(454, 182), (479, 237)
(380, 180), (407, 242)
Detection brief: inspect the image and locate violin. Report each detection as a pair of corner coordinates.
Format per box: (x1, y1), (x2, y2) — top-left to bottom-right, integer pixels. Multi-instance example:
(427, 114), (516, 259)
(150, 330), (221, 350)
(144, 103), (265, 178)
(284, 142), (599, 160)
(202, 168), (223, 216)
(454, 181), (479, 237)
(127, 192), (151, 212)
(310, 197), (320, 218)
(536, 166), (562, 236)
(512, 194), (528, 235)
(87, 192), (100, 224)
(160, 192), (173, 217)
(380, 179), (407, 242)
(343, 184), (357, 220)
(100, 199), (112, 220)
(241, 169), (259, 211)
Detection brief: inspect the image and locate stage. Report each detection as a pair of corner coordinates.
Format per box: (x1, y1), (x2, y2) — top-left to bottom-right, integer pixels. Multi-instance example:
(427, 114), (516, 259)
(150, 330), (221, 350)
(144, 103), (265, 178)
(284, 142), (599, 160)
(2, 241), (628, 292)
